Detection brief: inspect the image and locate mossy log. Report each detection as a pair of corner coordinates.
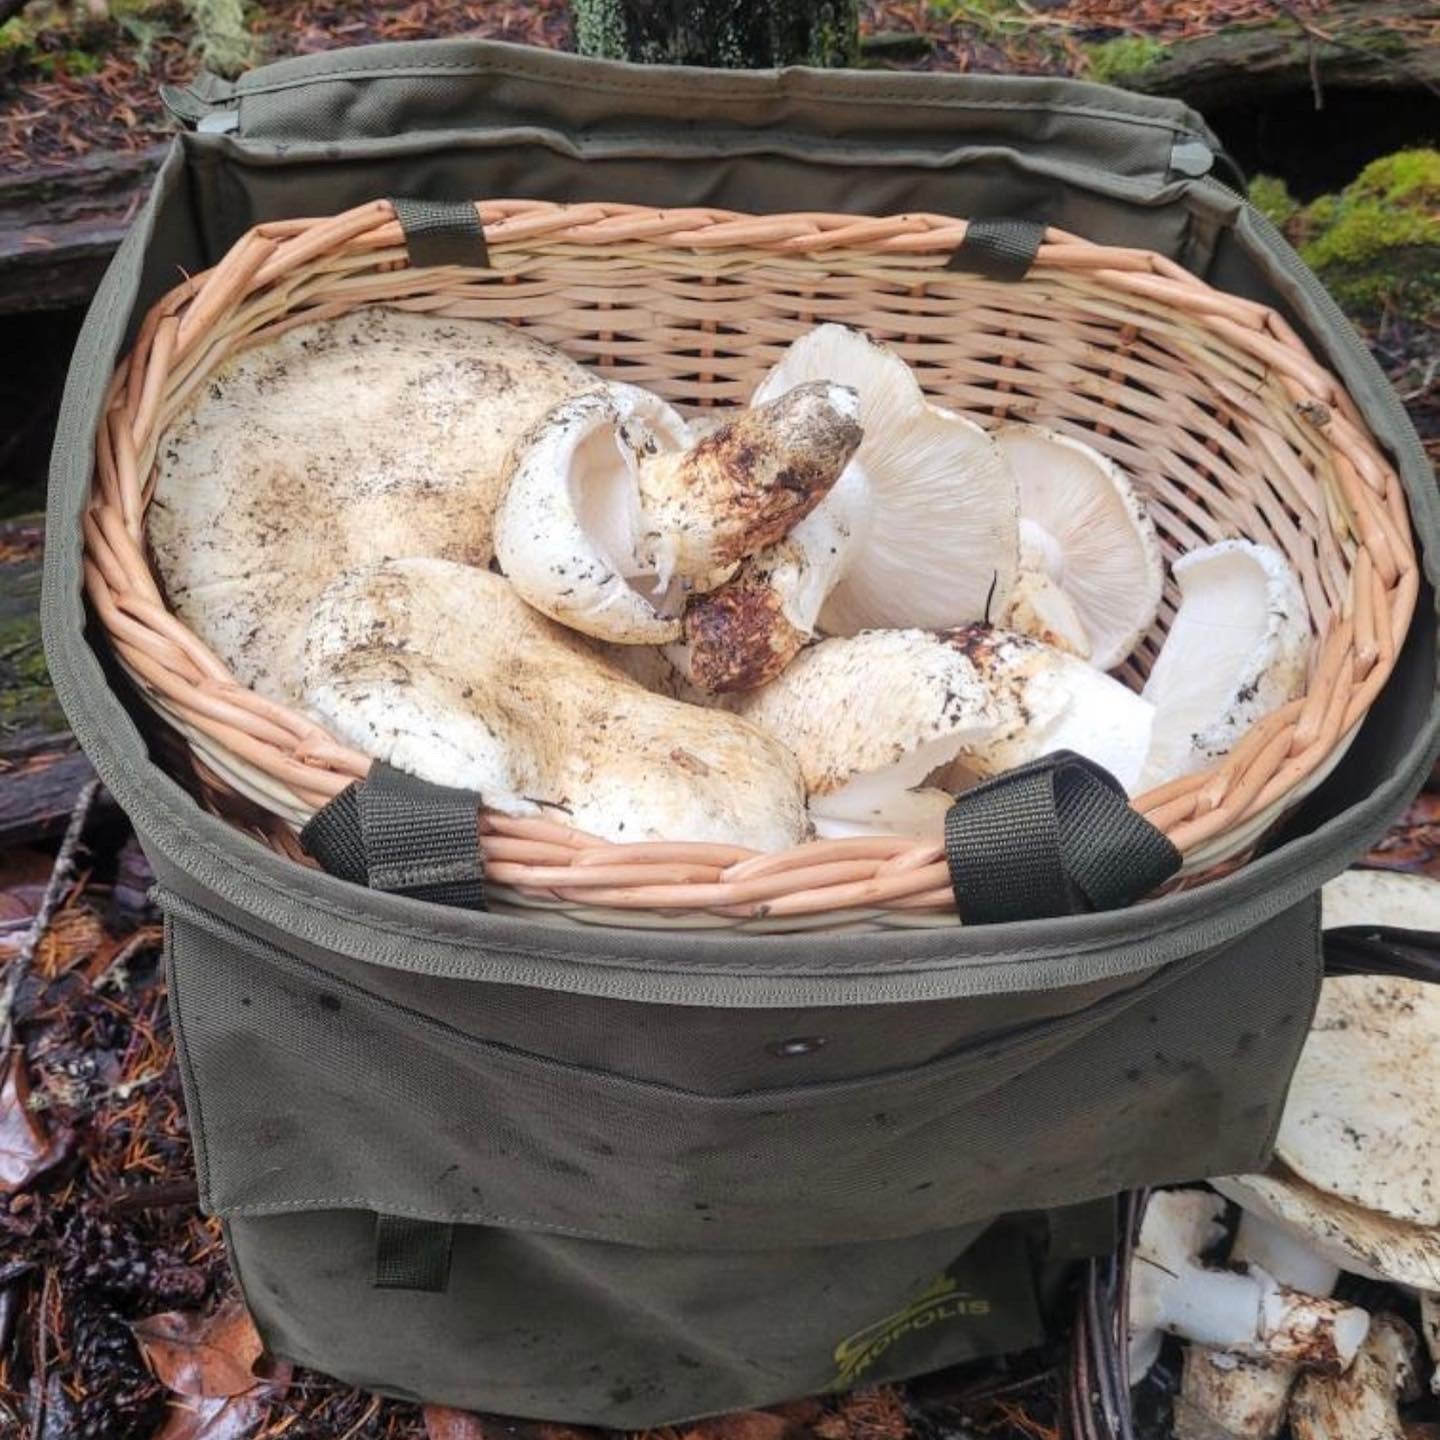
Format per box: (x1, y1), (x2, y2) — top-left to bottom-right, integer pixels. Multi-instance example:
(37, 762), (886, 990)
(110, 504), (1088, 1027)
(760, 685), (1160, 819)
(1094, 1), (1440, 110)
(571, 0), (859, 68)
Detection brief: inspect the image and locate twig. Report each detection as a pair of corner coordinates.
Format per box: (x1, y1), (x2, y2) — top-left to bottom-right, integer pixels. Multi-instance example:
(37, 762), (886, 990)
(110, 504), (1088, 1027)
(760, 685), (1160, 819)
(0, 777), (101, 1052)
(1277, 0), (1440, 103)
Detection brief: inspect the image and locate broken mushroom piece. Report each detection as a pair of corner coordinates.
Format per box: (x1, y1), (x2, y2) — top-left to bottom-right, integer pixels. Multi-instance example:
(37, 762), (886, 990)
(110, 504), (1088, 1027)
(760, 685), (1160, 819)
(1290, 1314), (1421, 1440)
(1276, 974), (1440, 1228)
(1140, 540), (1310, 791)
(682, 324), (1017, 691)
(147, 308), (600, 703)
(994, 425), (1163, 670)
(1128, 1189), (1369, 1383)
(300, 559), (809, 850)
(731, 626), (1156, 837)
(494, 380), (861, 644)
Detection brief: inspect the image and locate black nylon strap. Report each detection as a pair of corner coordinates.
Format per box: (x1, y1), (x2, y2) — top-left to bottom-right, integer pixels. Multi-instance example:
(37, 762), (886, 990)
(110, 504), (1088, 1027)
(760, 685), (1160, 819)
(373, 1214), (454, 1292)
(299, 763), (486, 911)
(390, 197), (490, 269)
(944, 751), (1180, 925)
(946, 217), (1045, 282)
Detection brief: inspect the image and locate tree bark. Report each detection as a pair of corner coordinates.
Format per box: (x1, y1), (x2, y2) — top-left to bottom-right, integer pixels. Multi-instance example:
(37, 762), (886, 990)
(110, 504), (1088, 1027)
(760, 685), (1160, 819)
(572, 0), (859, 69)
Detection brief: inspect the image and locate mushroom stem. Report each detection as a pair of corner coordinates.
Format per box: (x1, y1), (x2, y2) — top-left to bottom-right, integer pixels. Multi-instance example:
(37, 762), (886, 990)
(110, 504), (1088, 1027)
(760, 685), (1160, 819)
(1290, 1314), (1420, 1440)
(1176, 1206), (1354, 1439)
(1421, 1292), (1439, 1396)
(1130, 1191), (1369, 1381)
(632, 380), (862, 589)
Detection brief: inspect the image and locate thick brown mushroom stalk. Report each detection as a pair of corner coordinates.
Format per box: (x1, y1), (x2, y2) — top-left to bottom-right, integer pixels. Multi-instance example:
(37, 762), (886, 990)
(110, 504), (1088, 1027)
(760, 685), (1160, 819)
(678, 324), (1018, 694)
(1290, 1314), (1422, 1440)
(1127, 1190), (1369, 1385)
(493, 379), (861, 645)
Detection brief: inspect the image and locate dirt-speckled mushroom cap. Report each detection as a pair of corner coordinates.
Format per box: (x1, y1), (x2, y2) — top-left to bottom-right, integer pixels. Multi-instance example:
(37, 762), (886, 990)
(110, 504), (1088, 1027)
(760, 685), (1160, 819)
(146, 308), (594, 704)
(1271, 975), (1440, 1227)
(1213, 1169), (1440, 1291)
(301, 558), (810, 850)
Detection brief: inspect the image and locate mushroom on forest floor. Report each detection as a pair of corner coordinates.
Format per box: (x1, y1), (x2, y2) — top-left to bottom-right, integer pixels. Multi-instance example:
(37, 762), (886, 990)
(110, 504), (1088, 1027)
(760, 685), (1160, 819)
(1128, 1189), (1369, 1383)
(494, 379), (862, 645)
(1290, 1314), (1421, 1440)
(681, 325), (1017, 691)
(147, 308), (599, 704)
(994, 425), (1163, 669)
(301, 559), (809, 850)
(730, 625), (1154, 837)
(1139, 540), (1310, 791)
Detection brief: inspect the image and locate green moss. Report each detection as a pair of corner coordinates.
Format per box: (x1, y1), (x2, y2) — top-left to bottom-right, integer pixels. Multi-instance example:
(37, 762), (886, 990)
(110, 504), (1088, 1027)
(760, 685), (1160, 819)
(183, 0), (259, 76)
(1083, 34), (1169, 85)
(1247, 175), (1299, 231)
(1297, 149), (1440, 320)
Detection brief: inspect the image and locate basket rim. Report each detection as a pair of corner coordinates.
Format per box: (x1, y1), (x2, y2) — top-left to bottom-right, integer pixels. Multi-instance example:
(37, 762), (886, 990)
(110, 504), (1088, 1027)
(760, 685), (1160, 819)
(84, 198), (1420, 925)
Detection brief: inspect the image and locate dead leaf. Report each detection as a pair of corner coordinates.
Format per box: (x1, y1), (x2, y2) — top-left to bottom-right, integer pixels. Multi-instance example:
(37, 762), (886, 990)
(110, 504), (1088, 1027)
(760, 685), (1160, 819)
(132, 1300), (265, 1399)
(425, 1407), (493, 1440)
(149, 1390), (267, 1440)
(679, 1413), (794, 1440)
(813, 1388), (910, 1440)
(0, 1048), (67, 1191)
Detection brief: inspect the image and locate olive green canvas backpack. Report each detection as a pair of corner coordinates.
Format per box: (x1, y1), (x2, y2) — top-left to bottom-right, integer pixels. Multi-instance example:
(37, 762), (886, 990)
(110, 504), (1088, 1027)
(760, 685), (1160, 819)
(44, 40), (1440, 1426)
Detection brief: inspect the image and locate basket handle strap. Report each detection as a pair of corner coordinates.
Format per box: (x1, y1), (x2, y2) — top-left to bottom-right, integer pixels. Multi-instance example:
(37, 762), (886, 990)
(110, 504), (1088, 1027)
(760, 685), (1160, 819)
(943, 751), (1180, 925)
(390, 196), (491, 269)
(945, 217), (1045, 282)
(300, 763), (487, 911)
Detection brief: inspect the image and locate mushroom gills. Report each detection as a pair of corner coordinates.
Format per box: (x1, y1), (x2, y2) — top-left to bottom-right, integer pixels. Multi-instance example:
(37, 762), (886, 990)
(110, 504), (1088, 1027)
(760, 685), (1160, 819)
(300, 558), (810, 851)
(995, 424), (1163, 671)
(1140, 540), (1310, 791)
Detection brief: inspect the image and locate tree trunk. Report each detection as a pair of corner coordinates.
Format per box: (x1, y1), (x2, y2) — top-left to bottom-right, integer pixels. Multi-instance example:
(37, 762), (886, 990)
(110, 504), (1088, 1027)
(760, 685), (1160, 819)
(572, 0), (859, 69)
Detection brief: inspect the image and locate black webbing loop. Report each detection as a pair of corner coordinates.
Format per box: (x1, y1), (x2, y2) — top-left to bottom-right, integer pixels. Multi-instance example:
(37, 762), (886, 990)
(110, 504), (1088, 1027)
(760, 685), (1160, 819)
(300, 763), (486, 911)
(944, 751), (1180, 926)
(373, 1215), (454, 1292)
(945, 217), (1045, 282)
(390, 197), (490, 269)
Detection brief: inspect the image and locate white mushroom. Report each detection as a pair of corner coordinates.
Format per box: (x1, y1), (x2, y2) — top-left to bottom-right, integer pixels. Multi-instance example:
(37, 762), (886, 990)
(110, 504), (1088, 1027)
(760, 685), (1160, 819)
(301, 559), (809, 850)
(681, 324), (1017, 691)
(493, 379), (861, 645)
(1276, 975), (1440, 1228)
(147, 308), (599, 703)
(1128, 1189), (1369, 1382)
(1290, 1314), (1421, 1440)
(1139, 540), (1310, 790)
(993, 426), (1162, 670)
(1322, 869), (1440, 933)
(731, 625), (1156, 836)
(1177, 1208), (1353, 1440)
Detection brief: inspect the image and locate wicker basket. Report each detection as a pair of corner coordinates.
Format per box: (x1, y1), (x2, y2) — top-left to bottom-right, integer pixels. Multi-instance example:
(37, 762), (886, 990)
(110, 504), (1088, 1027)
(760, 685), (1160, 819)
(85, 198), (1418, 928)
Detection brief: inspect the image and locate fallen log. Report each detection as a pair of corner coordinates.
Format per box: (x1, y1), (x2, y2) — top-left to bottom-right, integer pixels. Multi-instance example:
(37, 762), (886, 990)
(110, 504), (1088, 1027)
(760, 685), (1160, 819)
(1105, 2), (1440, 112)
(0, 144), (165, 316)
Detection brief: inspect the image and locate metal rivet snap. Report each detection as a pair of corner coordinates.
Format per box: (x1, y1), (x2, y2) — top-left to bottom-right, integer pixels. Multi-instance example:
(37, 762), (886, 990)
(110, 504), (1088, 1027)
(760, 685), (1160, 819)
(769, 1037), (826, 1058)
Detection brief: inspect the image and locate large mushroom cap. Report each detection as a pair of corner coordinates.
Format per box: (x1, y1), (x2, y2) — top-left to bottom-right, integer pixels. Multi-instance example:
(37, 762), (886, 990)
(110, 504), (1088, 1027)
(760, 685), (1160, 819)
(1140, 540), (1311, 790)
(301, 559), (809, 850)
(751, 323), (1019, 635)
(147, 308), (594, 704)
(1273, 975), (1440, 1227)
(1213, 1170), (1440, 1292)
(994, 425), (1163, 670)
